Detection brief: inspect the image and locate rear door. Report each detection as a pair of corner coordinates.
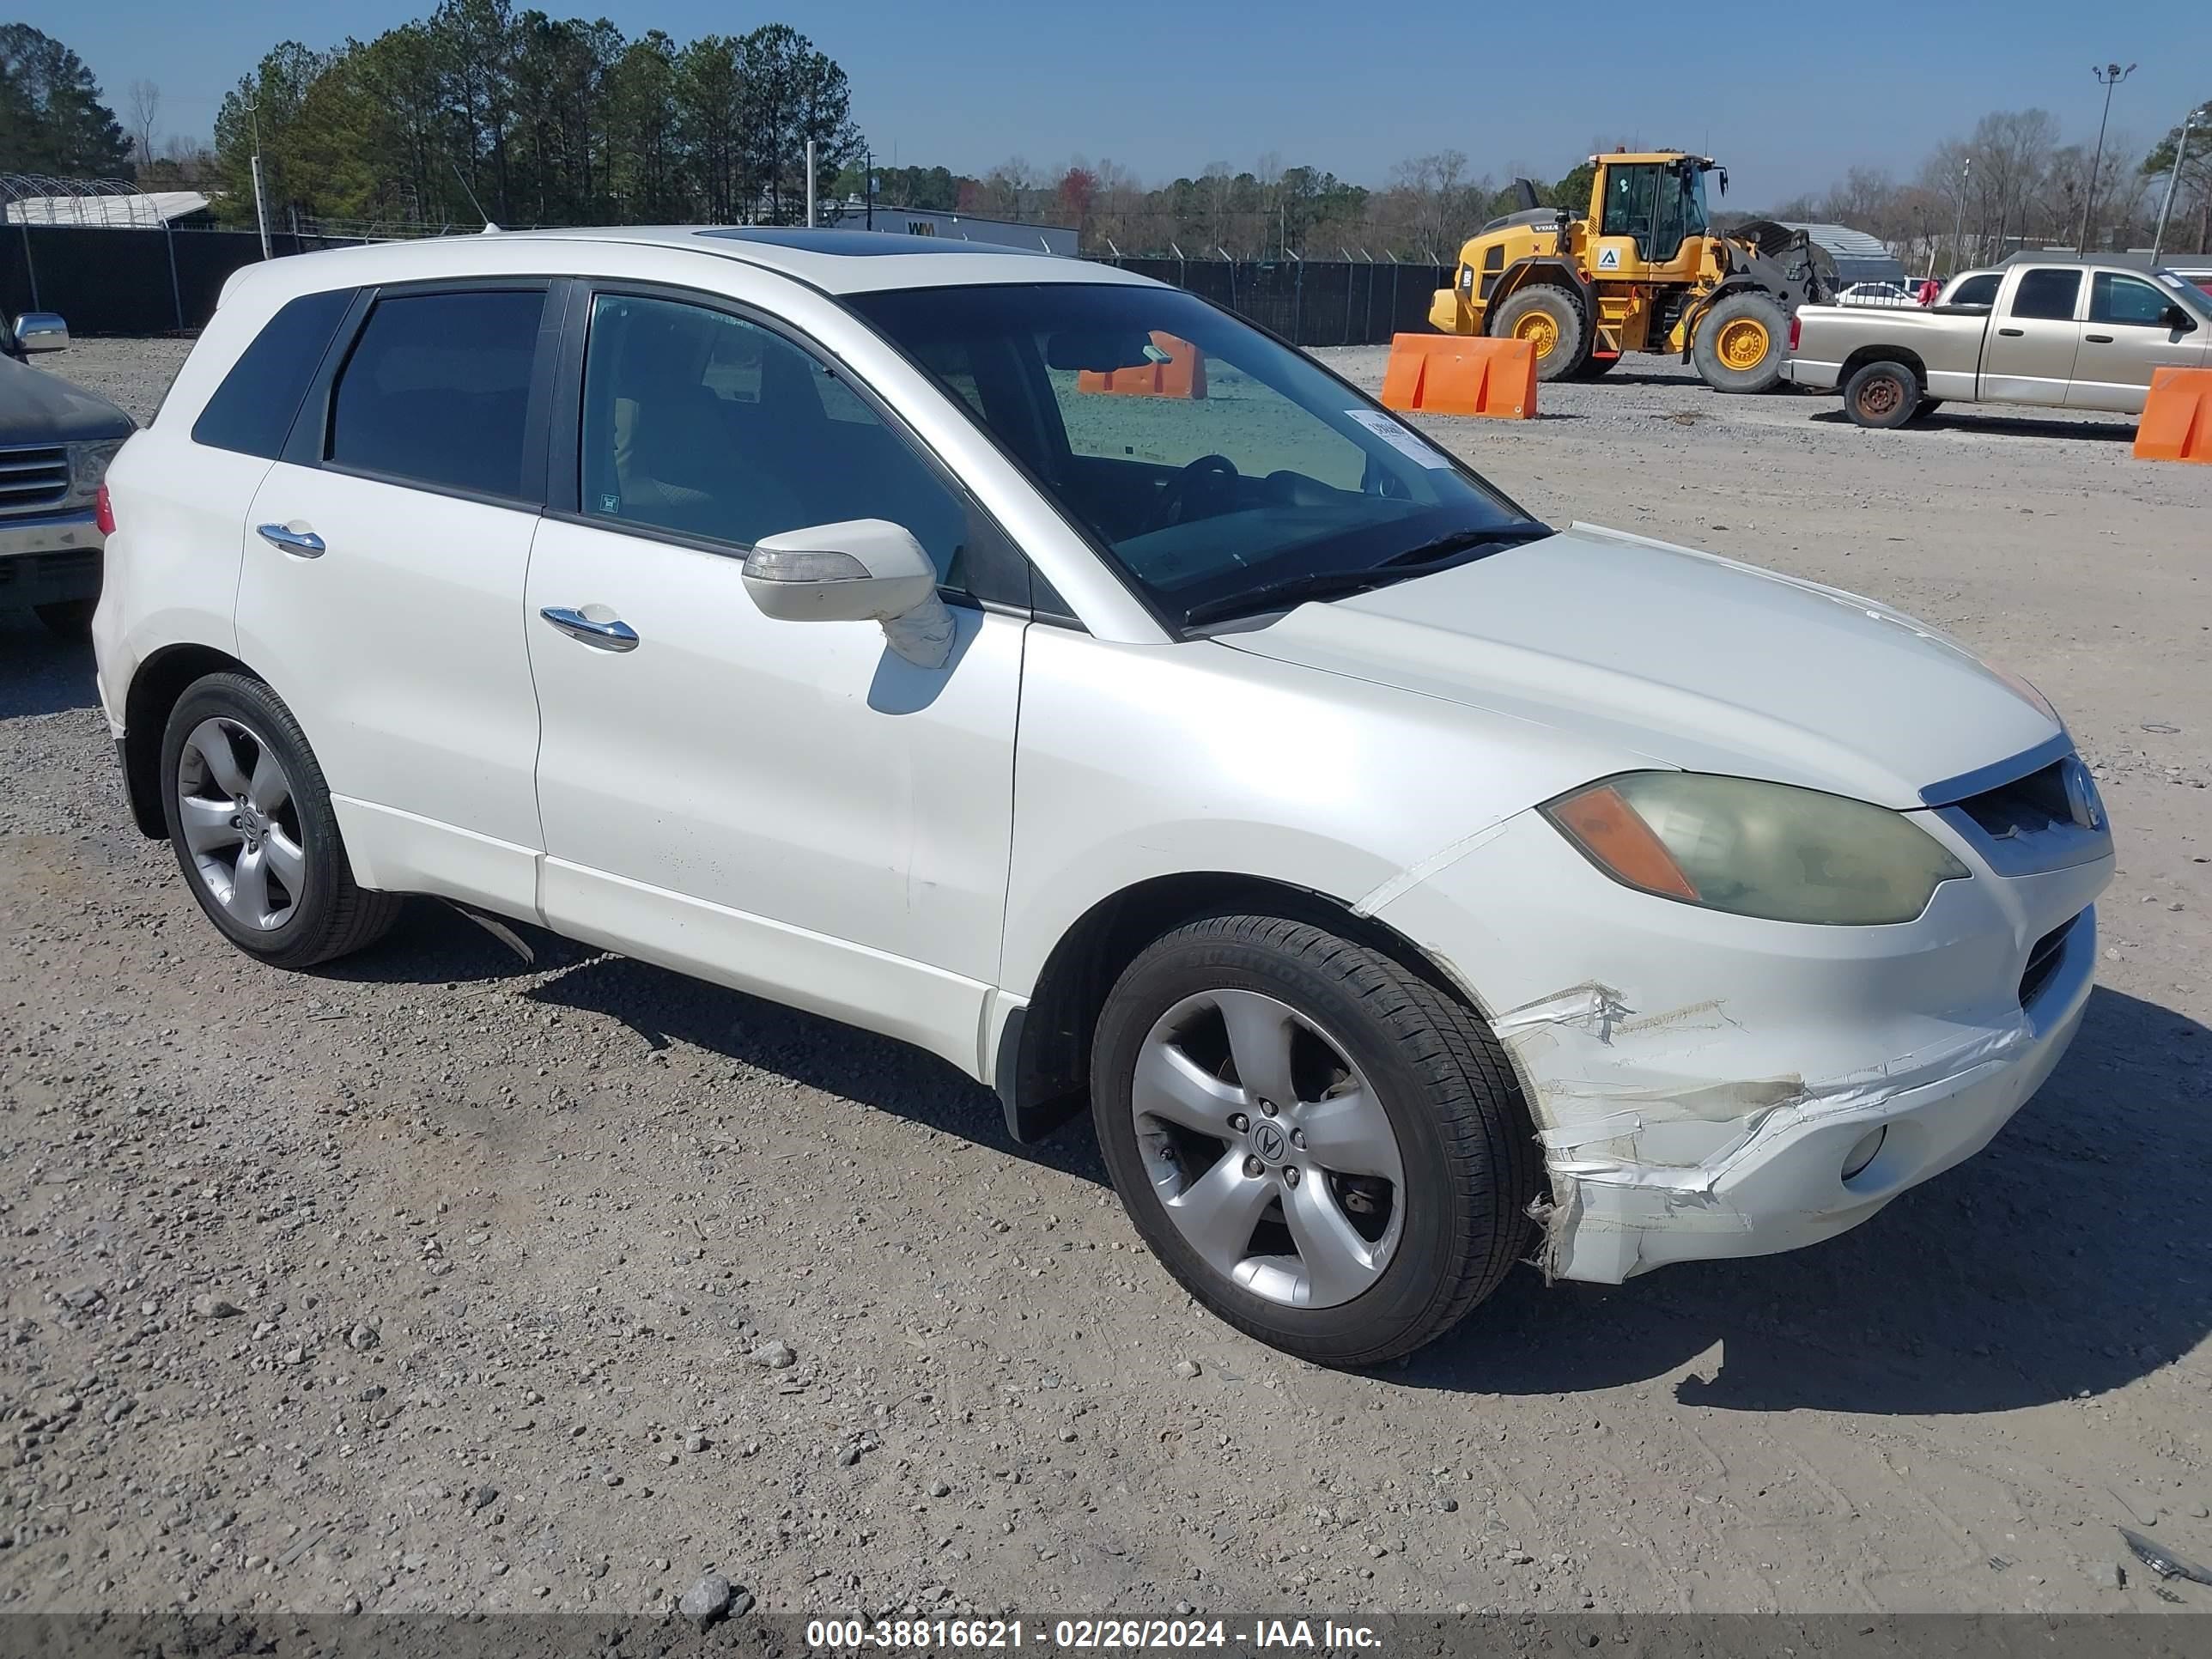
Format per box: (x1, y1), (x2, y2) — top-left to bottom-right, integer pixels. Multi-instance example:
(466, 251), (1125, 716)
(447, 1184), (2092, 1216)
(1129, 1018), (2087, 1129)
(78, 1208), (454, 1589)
(1979, 267), (2083, 406)
(2067, 270), (2210, 412)
(236, 281), (561, 915)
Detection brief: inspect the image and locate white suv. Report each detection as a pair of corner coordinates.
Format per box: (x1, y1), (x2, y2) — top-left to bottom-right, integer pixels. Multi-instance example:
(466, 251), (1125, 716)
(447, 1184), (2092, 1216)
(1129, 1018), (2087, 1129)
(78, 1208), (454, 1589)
(93, 228), (2112, 1364)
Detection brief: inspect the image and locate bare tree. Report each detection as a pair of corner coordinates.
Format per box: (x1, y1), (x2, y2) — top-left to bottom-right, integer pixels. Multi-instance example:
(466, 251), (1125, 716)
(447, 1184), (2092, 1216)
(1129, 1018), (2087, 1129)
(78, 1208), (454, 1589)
(1390, 149), (1490, 255)
(127, 78), (161, 172)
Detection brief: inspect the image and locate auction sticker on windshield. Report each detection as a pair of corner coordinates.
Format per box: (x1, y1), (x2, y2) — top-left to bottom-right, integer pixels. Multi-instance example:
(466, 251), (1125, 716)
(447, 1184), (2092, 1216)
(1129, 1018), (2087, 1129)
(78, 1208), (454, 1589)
(1343, 409), (1453, 467)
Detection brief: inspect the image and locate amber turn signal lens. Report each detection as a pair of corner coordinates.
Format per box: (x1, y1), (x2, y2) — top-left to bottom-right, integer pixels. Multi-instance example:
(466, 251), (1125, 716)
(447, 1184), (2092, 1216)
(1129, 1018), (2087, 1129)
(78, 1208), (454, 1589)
(1548, 784), (1701, 902)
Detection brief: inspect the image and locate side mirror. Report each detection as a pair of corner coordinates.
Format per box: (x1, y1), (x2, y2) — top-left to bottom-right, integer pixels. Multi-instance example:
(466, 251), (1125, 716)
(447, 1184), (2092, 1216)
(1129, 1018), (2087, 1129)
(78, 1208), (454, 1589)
(13, 313), (68, 353)
(742, 518), (954, 669)
(2162, 304), (2197, 332)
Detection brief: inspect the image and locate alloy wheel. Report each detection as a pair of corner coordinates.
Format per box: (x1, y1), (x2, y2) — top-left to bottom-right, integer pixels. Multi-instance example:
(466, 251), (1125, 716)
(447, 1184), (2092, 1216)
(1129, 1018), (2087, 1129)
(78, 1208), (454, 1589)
(1131, 988), (1405, 1308)
(175, 717), (306, 933)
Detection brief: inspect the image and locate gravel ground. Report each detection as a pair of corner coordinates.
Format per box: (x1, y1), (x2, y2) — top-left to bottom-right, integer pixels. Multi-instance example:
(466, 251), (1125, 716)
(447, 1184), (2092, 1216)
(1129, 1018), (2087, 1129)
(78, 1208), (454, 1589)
(3, 337), (2211, 1622)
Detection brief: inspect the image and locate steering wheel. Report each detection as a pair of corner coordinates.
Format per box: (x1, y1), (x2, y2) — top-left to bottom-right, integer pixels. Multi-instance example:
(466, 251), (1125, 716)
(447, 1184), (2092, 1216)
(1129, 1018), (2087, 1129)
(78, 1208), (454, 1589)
(1149, 453), (1240, 532)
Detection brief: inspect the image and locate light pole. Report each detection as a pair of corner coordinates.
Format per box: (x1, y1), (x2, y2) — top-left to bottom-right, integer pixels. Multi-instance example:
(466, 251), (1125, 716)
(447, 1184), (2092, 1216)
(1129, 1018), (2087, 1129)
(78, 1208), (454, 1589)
(245, 92), (271, 259)
(2077, 61), (2136, 254)
(1950, 156), (1972, 276)
(2152, 105), (2209, 262)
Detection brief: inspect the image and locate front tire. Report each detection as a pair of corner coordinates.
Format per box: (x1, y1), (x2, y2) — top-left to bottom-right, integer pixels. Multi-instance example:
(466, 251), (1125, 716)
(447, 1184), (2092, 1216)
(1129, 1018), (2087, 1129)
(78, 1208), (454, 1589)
(1692, 290), (1790, 392)
(1842, 359), (1922, 428)
(159, 672), (402, 969)
(1091, 914), (1539, 1367)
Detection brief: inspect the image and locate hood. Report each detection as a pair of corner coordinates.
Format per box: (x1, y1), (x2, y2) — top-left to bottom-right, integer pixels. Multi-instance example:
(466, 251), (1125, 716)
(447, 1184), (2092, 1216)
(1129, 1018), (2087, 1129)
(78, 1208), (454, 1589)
(1218, 523), (2061, 809)
(0, 356), (135, 444)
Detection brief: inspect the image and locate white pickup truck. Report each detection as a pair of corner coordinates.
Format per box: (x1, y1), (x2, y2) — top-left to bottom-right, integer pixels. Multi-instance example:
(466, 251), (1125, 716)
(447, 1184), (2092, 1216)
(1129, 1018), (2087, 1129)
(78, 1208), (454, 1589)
(1784, 254), (2212, 428)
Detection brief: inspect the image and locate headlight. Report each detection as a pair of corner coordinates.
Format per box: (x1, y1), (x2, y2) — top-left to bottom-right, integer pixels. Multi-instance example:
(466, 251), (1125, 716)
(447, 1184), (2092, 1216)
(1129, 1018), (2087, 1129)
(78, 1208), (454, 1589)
(1542, 772), (1970, 926)
(71, 438), (125, 501)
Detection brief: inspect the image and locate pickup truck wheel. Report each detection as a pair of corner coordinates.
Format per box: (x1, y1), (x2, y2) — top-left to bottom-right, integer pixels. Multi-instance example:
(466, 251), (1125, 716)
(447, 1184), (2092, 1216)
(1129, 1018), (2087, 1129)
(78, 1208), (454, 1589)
(1843, 360), (1922, 429)
(1489, 285), (1589, 380)
(33, 598), (95, 639)
(160, 672), (404, 969)
(1692, 291), (1790, 392)
(1091, 914), (1539, 1367)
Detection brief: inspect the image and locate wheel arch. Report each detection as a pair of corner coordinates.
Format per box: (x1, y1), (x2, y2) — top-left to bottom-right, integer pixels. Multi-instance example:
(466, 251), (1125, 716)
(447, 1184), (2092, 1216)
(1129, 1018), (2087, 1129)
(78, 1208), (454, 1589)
(1681, 280), (1788, 355)
(994, 871), (1490, 1144)
(120, 643), (258, 838)
(1485, 258), (1593, 329)
(1838, 343), (1927, 391)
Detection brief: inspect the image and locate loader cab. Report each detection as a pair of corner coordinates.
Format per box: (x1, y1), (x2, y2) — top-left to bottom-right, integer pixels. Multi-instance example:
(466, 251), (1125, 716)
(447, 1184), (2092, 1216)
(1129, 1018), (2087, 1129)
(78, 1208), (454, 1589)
(1592, 154), (1716, 278)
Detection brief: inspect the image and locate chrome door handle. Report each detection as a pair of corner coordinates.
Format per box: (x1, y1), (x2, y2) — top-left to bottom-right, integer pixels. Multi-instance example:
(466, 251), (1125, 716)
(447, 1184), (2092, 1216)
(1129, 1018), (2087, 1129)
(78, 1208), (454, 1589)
(539, 605), (640, 652)
(257, 522), (325, 557)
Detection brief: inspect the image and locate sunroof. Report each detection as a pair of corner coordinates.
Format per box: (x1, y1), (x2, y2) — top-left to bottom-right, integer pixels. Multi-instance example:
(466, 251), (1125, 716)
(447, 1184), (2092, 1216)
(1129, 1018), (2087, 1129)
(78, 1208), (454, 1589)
(696, 227), (1033, 256)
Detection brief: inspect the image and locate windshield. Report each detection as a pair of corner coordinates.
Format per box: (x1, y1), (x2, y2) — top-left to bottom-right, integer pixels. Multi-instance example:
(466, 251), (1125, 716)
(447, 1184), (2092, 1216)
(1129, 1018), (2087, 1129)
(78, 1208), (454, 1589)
(1682, 168), (1710, 234)
(845, 282), (1543, 627)
(2155, 270), (2212, 318)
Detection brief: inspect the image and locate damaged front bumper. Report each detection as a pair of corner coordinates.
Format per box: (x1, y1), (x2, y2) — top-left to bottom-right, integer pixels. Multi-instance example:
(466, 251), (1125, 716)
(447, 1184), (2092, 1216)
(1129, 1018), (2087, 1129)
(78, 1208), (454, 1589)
(1374, 801), (2111, 1285)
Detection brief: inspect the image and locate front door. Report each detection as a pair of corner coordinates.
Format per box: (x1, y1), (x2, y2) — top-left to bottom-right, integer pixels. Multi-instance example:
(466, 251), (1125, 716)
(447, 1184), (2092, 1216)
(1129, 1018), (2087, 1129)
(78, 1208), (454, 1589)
(236, 283), (554, 915)
(2067, 270), (2210, 412)
(526, 289), (1024, 1073)
(1980, 267), (2083, 405)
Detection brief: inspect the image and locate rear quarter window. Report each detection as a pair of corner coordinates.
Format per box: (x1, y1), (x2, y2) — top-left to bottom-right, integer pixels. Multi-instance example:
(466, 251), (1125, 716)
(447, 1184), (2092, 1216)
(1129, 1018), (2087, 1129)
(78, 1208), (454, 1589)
(191, 288), (357, 458)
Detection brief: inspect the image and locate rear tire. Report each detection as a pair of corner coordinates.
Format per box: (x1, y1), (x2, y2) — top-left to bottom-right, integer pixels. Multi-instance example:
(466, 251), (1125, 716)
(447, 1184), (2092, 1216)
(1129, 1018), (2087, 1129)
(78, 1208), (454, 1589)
(1091, 913), (1540, 1368)
(160, 672), (403, 969)
(1692, 290), (1790, 392)
(1842, 359), (1922, 429)
(33, 598), (95, 639)
(1489, 285), (1589, 381)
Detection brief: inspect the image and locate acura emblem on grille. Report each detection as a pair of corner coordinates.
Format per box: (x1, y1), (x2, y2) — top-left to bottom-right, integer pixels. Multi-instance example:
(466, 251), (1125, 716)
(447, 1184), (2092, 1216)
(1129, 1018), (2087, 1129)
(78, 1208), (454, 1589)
(2061, 758), (2105, 832)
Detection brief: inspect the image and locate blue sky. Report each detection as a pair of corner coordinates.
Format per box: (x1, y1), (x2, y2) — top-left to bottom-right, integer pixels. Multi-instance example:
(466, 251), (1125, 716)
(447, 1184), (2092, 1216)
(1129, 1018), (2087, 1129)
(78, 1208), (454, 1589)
(30, 0), (2207, 205)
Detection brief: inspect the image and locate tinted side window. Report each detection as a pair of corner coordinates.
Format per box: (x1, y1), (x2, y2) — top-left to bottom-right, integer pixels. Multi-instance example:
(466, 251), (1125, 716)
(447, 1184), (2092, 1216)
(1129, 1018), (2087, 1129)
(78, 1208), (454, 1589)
(2089, 272), (2172, 326)
(579, 294), (969, 585)
(328, 289), (545, 497)
(191, 288), (356, 458)
(2009, 270), (2081, 321)
(1949, 274), (1999, 307)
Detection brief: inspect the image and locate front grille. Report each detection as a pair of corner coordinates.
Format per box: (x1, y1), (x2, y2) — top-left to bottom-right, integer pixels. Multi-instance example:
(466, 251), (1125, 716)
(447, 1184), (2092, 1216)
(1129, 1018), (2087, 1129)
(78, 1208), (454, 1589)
(0, 444), (70, 511)
(2019, 914), (2079, 1006)
(1955, 759), (2074, 841)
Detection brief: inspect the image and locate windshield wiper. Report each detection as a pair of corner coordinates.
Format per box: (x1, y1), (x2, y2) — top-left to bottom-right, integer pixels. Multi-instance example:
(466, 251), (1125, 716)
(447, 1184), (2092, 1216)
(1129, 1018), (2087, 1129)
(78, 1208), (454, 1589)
(1181, 521), (1553, 629)
(1379, 520), (1551, 567)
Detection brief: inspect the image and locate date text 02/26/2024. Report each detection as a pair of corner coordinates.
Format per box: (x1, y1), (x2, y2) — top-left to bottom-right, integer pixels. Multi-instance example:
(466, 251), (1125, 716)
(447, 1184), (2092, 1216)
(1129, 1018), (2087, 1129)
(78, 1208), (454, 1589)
(803, 1620), (1384, 1650)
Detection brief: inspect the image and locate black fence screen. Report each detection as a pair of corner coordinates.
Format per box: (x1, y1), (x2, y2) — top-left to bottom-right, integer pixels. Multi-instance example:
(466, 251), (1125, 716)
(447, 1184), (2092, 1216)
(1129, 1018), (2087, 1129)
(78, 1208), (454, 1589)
(0, 225), (360, 335)
(1, 226), (1448, 349)
(1101, 257), (1452, 347)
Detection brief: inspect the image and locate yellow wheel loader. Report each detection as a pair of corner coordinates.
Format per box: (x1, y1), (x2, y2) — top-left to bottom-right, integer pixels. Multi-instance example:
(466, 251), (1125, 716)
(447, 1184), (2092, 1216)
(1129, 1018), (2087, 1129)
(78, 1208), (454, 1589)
(1428, 151), (1832, 392)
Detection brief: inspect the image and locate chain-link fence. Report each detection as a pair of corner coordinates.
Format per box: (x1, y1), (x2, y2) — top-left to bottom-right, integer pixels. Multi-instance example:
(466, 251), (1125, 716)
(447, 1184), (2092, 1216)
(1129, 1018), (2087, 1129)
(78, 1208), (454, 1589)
(0, 223), (361, 332)
(1100, 255), (1452, 346)
(3, 180), (1454, 348)
(1, 176), (364, 333)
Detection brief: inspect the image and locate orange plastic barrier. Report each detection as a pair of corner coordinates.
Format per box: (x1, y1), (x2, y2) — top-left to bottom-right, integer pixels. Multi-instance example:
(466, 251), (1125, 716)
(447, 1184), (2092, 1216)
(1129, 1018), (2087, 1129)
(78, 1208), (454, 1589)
(1078, 331), (1206, 399)
(2134, 366), (2212, 463)
(1379, 333), (1537, 419)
